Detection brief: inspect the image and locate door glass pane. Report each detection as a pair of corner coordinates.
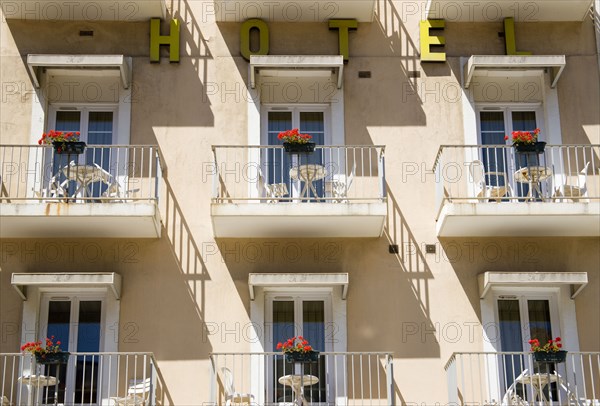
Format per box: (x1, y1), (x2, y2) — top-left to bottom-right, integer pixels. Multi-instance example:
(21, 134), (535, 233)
(299, 112), (325, 198)
(528, 300), (552, 344)
(511, 111), (537, 133)
(266, 112), (293, 188)
(498, 300), (525, 390)
(272, 301), (295, 403)
(85, 112), (114, 197)
(55, 111), (81, 133)
(479, 112), (508, 187)
(512, 112), (539, 185)
(302, 301), (326, 403)
(46, 301), (71, 404)
(53, 112), (82, 191)
(527, 300), (557, 398)
(75, 301), (102, 403)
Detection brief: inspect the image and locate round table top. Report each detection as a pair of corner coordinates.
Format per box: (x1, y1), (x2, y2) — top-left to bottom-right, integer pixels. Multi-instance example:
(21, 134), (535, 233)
(289, 164), (327, 182)
(278, 374), (319, 387)
(62, 164), (111, 184)
(19, 375), (58, 386)
(514, 166), (552, 183)
(515, 373), (559, 385)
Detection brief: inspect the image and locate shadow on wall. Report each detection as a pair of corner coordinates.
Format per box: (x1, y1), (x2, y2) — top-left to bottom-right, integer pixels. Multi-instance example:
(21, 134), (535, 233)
(156, 177), (215, 358)
(384, 183), (440, 357)
(132, 3), (215, 141)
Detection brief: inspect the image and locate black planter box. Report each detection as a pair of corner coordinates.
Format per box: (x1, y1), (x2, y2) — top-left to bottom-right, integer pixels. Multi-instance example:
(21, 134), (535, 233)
(283, 142), (316, 153)
(285, 351), (320, 363)
(53, 141), (86, 154)
(533, 350), (567, 364)
(514, 141), (546, 153)
(35, 351), (70, 365)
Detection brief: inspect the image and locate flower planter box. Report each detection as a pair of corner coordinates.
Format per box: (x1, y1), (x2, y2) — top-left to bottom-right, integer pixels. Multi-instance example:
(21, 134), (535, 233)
(533, 350), (567, 364)
(283, 142), (316, 153)
(35, 352), (70, 365)
(285, 351), (320, 363)
(53, 141), (86, 155)
(514, 141), (546, 153)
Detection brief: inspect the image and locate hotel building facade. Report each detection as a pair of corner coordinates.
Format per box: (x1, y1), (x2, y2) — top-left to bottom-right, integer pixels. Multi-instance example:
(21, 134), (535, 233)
(1, 0), (599, 404)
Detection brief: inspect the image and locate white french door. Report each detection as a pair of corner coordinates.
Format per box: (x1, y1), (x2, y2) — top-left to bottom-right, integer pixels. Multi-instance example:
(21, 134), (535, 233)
(496, 293), (562, 396)
(261, 106), (330, 199)
(47, 106), (117, 197)
(265, 293), (333, 405)
(39, 294), (105, 405)
(477, 108), (545, 196)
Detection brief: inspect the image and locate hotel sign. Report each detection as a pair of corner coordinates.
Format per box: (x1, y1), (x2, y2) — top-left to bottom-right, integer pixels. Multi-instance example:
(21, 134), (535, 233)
(420, 17), (532, 62)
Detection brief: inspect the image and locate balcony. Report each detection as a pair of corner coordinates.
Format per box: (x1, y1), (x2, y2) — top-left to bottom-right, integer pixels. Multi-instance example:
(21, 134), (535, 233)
(0, 352), (162, 406)
(425, 0), (593, 21)
(210, 352), (394, 405)
(445, 351), (600, 405)
(210, 146), (387, 238)
(1, 1), (165, 21)
(0, 145), (162, 238)
(433, 145), (600, 237)
(213, 0), (376, 22)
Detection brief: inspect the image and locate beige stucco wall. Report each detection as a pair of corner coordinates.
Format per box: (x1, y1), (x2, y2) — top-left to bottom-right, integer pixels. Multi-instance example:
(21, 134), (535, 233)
(1, 0), (599, 404)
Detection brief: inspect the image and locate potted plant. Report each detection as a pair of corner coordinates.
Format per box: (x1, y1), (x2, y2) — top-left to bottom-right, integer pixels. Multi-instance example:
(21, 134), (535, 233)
(529, 336), (567, 363)
(39, 130), (86, 154)
(277, 336), (319, 363)
(21, 336), (70, 365)
(505, 128), (546, 153)
(278, 129), (315, 153)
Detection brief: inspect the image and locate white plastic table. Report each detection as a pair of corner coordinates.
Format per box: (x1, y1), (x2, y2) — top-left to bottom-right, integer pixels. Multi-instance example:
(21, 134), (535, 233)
(61, 164), (111, 198)
(19, 375), (58, 406)
(514, 166), (552, 200)
(289, 164), (327, 199)
(278, 374), (319, 406)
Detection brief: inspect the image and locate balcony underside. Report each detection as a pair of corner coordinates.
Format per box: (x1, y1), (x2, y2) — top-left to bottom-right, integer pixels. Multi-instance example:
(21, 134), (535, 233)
(211, 202), (387, 238)
(426, 0), (593, 21)
(437, 202), (600, 237)
(213, 0), (375, 22)
(0, 203), (161, 238)
(2, 1), (165, 21)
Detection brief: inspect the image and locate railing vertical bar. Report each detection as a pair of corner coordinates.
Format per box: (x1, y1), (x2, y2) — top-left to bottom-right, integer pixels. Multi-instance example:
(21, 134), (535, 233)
(351, 354), (355, 403)
(589, 353), (597, 401)
(368, 354), (372, 405)
(376, 354), (381, 403)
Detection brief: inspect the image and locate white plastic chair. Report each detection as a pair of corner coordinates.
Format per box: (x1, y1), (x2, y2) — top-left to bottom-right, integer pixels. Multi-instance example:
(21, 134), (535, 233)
(221, 368), (255, 406)
(109, 378), (151, 406)
(553, 162), (590, 202)
(469, 160), (512, 202)
(326, 163), (355, 203)
(257, 166), (288, 203)
(33, 175), (68, 201)
(501, 369), (530, 406)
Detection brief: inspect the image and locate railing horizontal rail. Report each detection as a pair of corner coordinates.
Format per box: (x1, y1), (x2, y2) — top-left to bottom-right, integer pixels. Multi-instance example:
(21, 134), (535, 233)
(0, 145), (162, 204)
(212, 145), (387, 204)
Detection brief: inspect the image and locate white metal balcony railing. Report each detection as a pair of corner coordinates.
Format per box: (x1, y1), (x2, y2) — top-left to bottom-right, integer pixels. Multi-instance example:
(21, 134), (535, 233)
(433, 144), (600, 211)
(0, 352), (158, 406)
(0, 145), (161, 204)
(211, 146), (386, 204)
(210, 352), (394, 406)
(445, 352), (600, 406)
